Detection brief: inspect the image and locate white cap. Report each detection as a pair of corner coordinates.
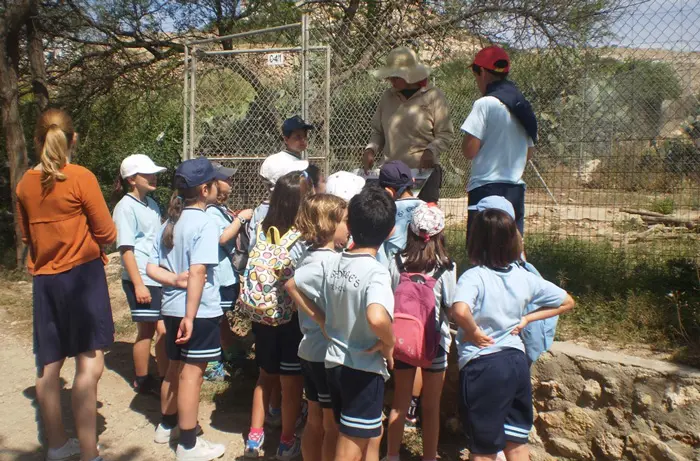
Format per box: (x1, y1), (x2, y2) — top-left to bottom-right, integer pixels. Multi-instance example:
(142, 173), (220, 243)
(326, 171), (366, 202)
(120, 154), (166, 179)
(259, 152), (309, 187)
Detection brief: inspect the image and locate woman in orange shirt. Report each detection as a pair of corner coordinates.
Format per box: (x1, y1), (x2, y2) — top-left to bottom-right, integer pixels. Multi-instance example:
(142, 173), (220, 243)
(16, 108), (116, 461)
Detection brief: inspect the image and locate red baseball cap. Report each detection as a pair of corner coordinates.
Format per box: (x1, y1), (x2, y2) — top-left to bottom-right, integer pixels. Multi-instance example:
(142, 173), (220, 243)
(472, 46), (510, 74)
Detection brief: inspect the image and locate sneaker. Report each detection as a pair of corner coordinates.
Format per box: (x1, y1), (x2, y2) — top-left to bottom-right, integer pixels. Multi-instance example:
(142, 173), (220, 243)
(204, 362), (227, 382)
(265, 407), (282, 429)
(176, 437), (225, 461)
(46, 438), (81, 461)
(275, 437), (301, 461)
(496, 452), (507, 461)
(154, 423), (203, 444)
(244, 432), (265, 458)
(404, 414), (418, 428)
(295, 400), (308, 429)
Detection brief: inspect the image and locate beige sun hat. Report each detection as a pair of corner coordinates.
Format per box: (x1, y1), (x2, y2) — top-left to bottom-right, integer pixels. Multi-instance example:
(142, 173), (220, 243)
(370, 47), (431, 84)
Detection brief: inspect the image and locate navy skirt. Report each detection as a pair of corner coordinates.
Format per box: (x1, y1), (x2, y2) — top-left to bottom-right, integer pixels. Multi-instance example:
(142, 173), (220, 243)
(33, 258), (114, 369)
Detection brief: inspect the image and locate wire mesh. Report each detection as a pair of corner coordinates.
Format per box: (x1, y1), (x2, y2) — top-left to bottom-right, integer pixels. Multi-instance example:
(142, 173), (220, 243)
(186, 1), (700, 262)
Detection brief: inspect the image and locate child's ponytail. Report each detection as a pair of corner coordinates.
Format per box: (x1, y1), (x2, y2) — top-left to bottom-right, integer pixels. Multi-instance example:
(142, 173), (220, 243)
(162, 191), (184, 249)
(110, 174), (129, 208)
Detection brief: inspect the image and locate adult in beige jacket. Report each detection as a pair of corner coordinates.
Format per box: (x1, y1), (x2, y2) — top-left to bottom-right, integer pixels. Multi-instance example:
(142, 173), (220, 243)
(363, 47), (454, 200)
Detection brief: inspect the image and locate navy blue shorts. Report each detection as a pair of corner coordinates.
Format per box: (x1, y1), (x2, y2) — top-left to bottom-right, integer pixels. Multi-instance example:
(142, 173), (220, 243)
(163, 315), (222, 363)
(468, 183), (526, 237)
(33, 258), (114, 369)
(394, 346), (448, 372)
(460, 349), (532, 454)
(122, 280), (162, 322)
(301, 360), (332, 408)
(326, 366), (384, 438)
(220, 284), (239, 312)
(252, 314), (302, 375)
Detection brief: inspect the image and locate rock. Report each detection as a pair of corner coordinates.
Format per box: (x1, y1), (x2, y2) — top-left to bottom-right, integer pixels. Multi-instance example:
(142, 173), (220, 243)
(664, 385), (700, 411)
(580, 379), (602, 405)
(593, 432), (625, 460)
(549, 437), (593, 460)
(564, 407), (596, 437)
(634, 390), (654, 414)
(624, 433), (689, 461)
(606, 407), (629, 430)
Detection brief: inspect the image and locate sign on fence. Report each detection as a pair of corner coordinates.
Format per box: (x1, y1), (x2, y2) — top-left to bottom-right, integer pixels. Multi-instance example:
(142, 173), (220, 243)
(266, 53), (285, 66)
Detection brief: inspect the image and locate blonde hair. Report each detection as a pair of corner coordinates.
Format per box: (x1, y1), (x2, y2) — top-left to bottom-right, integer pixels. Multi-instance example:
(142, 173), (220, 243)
(34, 109), (75, 193)
(295, 194), (347, 247)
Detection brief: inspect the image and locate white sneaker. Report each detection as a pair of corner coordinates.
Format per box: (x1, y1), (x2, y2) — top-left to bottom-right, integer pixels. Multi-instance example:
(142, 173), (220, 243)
(496, 452), (507, 461)
(46, 438), (81, 461)
(154, 423), (203, 444)
(176, 437), (225, 461)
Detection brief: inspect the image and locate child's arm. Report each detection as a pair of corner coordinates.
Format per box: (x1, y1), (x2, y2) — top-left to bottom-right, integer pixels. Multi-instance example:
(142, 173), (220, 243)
(219, 209), (253, 246)
(366, 303), (396, 369)
(176, 263), (207, 345)
(511, 294), (575, 335)
(285, 278), (326, 329)
(146, 263), (190, 288)
(121, 248), (151, 303)
(452, 302), (495, 348)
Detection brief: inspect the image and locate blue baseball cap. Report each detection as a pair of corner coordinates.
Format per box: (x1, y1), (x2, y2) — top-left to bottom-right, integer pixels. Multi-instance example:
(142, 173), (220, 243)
(468, 195), (515, 220)
(174, 157), (228, 188)
(282, 116), (314, 137)
(379, 160), (414, 191)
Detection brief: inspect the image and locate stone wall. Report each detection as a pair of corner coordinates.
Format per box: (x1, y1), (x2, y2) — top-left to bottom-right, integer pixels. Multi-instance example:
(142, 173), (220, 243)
(441, 342), (700, 460)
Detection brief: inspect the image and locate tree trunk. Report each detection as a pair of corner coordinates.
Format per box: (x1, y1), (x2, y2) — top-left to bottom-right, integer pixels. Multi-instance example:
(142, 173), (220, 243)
(27, 0), (49, 112)
(0, 1), (32, 268)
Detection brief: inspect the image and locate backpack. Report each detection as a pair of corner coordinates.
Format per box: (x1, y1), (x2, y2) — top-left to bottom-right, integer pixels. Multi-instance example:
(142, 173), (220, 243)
(237, 224), (301, 326)
(392, 254), (446, 368)
(232, 219), (251, 273)
(519, 261), (559, 363)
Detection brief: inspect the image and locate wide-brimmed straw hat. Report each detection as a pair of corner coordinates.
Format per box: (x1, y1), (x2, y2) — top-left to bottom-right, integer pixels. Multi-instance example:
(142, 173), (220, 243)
(370, 47), (431, 84)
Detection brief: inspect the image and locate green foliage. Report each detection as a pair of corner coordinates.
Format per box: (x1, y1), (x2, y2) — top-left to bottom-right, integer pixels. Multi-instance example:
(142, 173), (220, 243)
(648, 197), (675, 215)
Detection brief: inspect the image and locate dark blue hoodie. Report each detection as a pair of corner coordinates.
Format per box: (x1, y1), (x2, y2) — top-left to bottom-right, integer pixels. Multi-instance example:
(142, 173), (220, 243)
(485, 80), (538, 144)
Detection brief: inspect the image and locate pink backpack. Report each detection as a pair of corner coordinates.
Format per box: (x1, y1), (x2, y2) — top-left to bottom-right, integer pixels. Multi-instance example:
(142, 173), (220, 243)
(392, 254), (446, 368)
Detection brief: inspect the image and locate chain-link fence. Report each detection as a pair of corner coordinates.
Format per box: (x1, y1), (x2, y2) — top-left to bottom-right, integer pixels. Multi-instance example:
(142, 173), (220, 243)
(185, 1), (700, 262)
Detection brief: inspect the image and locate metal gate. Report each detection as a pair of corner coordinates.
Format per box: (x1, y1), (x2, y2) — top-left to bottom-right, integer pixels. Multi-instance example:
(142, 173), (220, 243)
(183, 21), (330, 208)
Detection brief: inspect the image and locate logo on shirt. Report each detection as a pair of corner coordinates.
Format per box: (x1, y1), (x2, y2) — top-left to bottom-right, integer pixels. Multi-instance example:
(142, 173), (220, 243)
(329, 268), (362, 291)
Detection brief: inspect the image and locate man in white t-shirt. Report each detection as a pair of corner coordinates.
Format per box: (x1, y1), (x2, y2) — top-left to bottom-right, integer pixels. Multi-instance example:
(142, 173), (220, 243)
(461, 46), (537, 240)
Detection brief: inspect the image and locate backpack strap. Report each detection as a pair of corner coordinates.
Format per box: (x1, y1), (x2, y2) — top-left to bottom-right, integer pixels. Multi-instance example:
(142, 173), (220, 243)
(394, 252), (406, 273)
(266, 226), (282, 245)
(280, 228), (302, 250)
(207, 204), (233, 223)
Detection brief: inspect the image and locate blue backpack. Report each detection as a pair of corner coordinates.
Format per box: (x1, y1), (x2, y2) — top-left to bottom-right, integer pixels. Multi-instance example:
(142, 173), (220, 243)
(519, 261), (559, 363)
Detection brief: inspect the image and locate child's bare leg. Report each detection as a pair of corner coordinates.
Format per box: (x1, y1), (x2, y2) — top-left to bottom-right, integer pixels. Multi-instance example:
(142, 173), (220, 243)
(219, 316), (236, 352)
(321, 408), (338, 461)
(301, 401), (324, 460)
(73, 351), (104, 461)
(503, 442), (528, 461)
(270, 375), (282, 411)
(364, 426), (383, 461)
(471, 454), (498, 461)
(177, 362), (205, 431)
(35, 359), (67, 449)
(133, 322), (156, 381)
(154, 320), (168, 378)
(251, 368), (275, 429)
(161, 360), (180, 416)
(387, 367), (416, 456)
(412, 367), (423, 397)
(420, 370), (446, 460)
(335, 433), (368, 461)
(280, 374), (304, 439)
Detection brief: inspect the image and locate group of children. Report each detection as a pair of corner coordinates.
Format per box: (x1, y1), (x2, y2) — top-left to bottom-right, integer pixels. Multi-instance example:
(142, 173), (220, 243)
(112, 116), (574, 461)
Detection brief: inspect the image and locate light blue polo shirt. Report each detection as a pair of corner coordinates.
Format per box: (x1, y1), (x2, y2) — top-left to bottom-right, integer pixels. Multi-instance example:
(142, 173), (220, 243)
(461, 96), (534, 192)
(113, 194), (162, 286)
(247, 201), (270, 251)
(377, 197), (424, 267)
(296, 248), (338, 363)
(294, 251), (395, 380)
(454, 264), (566, 369)
(205, 204), (237, 288)
(149, 208), (222, 319)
